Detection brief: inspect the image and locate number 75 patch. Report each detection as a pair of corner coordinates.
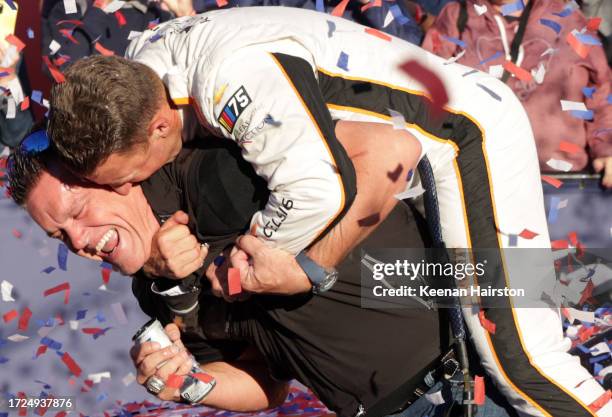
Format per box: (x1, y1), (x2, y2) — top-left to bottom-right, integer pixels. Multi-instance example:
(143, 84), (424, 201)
(217, 86), (252, 134)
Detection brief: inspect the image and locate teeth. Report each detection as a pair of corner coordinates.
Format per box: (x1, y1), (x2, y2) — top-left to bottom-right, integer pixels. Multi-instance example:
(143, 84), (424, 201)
(95, 229), (117, 253)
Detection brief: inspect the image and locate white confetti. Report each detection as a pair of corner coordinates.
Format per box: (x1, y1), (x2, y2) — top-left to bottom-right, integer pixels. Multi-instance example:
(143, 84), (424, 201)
(388, 108), (406, 130)
(69, 320), (79, 330)
(7, 76), (24, 103)
(557, 199), (568, 209)
(546, 158), (573, 172)
(5, 97), (16, 119)
(488, 64), (504, 79)
(103, 0), (125, 13)
(111, 302), (128, 325)
(560, 100), (587, 112)
(63, 0), (77, 14)
(541, 48), (558, 57)
(565, 324), (579, 339)
(444, 49), (466, 65)
(474, 3), (487, 15)
(565, 307), (595, 324)
(127, 31), (142, 40)
(532, 62), (546, 84)
(1, 280), (15, 302)
(42, 98), (50, 109)
(49, 39), (61, 55)
(88, 371), (111, 384)
(382, 10), (394, 28)
(590, 342), (610, 356)
(395, 183), (425, 200)
(425, 389), (446, 405)
(8, 334), (29, 342)
(122, 372), (136, 386)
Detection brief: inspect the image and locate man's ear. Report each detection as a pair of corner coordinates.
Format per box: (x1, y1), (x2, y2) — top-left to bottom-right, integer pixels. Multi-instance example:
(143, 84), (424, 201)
(148, 112), (173, 141)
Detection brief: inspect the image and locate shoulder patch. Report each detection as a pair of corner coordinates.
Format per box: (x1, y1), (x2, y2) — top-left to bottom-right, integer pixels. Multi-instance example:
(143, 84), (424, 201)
(217, 86), (252, 134)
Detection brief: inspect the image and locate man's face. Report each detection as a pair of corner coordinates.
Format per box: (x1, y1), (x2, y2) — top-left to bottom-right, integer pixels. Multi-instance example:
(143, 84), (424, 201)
(26, 166), (160, 275)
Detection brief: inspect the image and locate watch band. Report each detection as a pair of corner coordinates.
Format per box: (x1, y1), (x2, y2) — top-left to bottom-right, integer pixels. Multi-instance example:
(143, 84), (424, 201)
(295, 250), (327, 285)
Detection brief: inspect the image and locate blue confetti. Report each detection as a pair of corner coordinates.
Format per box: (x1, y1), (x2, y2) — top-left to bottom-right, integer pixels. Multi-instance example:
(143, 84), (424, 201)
(608, 95), (612, 104)
(20, 130), (50, 154)
(478, 51), (503, 66)
(93, 327), (113, 339)
(264, 114), (282, 127)
(552, 6), (573, 17)
(539, 19), (561, 34)
(76, 309), (87, 320)
(214, 255), (225, 267)
(315, 0), (324, 12)
(96, 393), (109, 402)
(40, 337), (62, 350)
(477, 83), (502, 101)
(57, 243), (68, 270)
(407, 169), (414, 181)
(4, 0), (16, 9)
(327, 20), (336, 38)
(582, 87), (595, 98)
(441, 35), (466, 49)
(575, 33), (602, 46)
(589, 354), (609, 364)
(27, 28), (35, 39)
(509, 234), (518, 247)
(0, 412), (8, 417)
(389, 4), (411, 26)
(96, 311), (106, 323)
(100, 261), (113, 270)
(337, 51), (350, 71)
(594, 362), (603, 375)
(41, 266), (56, 274)
(548, 196), (560, 224)
(570, 110), (594, 120)
(0, 71), (9, 78)
(0, 357), (9, 364)
(501, 0), (523, 16)
(577, 344), (590, 354)
(31, 90), (43, 104)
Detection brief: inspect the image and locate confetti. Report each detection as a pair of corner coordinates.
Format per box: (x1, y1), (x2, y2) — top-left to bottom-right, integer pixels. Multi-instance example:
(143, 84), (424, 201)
(110, 302), (128, 325)
(228, 267), (242, 295)
(1, 280), (15, 302)
(539, 19), (561, 34)
(8, 334), (29, 342)
(6, 97), (15, 119)
(560, 100), (587, 111)
(394, 183), (426, 200)
(69, 320), (79, 330)
(102, 0), (124, 12)
(18, 307), (32, 331)
(474, 376), (485, 405)
(3, 309), (18, 323)
(388, 108), (406, 129)
(166, 374), (185, 389)
(399, 60), (449, 114)
(546, 158), (573, 172)
(424, 389), (445, 405)
(94, 42), (114, 56)
(582, 87), (595, 98)
(586, 17), (602, 32)
(4, 0), (16, 9)
(551, 239), (569, 249)
(519, 229), (538, 239)
(337, 51), (349, 71)
(43, 56), (66, 83)
(27, 28), (35, 39)
(43, 282), (70, 304)
(20, 96), (30, 111)
(41, 266), (56, 274)
(478, 311), (496, 333)
(388, 4), (410, 26)
(122, 372), (136, 386)
(364, 27), (391, 42)
(88, 372), (111, 383)
(478, 51), (502, 66)
(31, 90), (43, 104)
(76, 309), (87, 320)
(503, 61), (532, 82)
(114, 10), (126, 26)
(559, 141), (582, 154)
(474, 3), (487, 15)
(569, 110), (594, 120)
(500, 0), (523, 16)
(574, 32), (601, 46)
(57, 243), (69, 270)
(49, 39), (61, 55)
(361, 0), (381, 12)
(330, 0), (349, 17)
(567, 31), (590, 59)
(327, 20), (336, 38)
(531, 62), (546, 84)
(315, 0), (323, 12)
(552, 4), (574, 17)
(61, 352), (82, 377)
(101, 268), (111, 284)
(441, 35), (466, 49)
(41, 337), (62, 350)
(548, 196), (560, 223)
(476, 83), (501, 101)
(443, 49), (466, 65)
(508, 234), (518, 247)
(216, 0), (228, 6)
(63, 0), (77, 14)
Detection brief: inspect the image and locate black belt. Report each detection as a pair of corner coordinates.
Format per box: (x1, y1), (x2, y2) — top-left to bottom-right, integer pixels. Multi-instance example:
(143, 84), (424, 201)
(363, 348), (460, 417)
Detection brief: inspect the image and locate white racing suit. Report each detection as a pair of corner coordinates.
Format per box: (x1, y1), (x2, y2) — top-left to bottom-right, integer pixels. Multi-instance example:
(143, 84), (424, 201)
(125, 7), (610, 416)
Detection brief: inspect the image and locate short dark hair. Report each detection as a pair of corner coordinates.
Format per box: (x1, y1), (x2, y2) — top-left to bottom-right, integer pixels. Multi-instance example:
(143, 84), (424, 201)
(7, 144), (52, 207)
(48, 55), (164, 175)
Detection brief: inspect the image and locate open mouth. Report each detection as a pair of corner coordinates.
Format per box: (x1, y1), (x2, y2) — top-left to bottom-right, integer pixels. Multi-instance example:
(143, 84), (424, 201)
(95, 228), (119, 255)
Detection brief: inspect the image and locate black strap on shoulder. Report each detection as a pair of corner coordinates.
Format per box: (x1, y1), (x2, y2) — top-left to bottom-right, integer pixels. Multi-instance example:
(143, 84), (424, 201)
(457, 0), (468, 36)
(501, 0), (536, 83)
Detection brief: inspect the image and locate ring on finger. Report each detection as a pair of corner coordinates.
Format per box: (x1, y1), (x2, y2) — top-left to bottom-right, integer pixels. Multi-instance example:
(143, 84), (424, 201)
(146, 375), (166, 395)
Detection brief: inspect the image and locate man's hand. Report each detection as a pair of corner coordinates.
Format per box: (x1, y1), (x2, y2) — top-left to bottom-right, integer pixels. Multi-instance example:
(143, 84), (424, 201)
(158, 0), (196, 16)
(231, 235), (312, 295)
(593, 156), (612, 188)
(143, 210), (208, 279)
(130, 323), (193, 401)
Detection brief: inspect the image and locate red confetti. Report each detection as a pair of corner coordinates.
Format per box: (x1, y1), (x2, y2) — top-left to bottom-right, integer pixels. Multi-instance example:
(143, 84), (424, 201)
(0, 66), (14, 74)
(364, 27), (391, 42)
(82, 327), (103, 335)
(586, 17), (602, 32)
(5, 34), (26, 52)
(559, 141), (582, 154)
(17, 392), (27, 416)
(56, 19), (83, 26)
(399, 60), (449, 115)
(578, 279), (594, 305)
(56, 313), (65, 325)
(43, 282), (70, 304)
(94, 42), (114, 56)
(551, 240), (569, 250)
(228, 267), (242, 296)
(588, 390), (611, 412)
(12, 228), (22, 238)
(59, 28), (80, 45)
(518, 229), (538, 239)
(36, 345), (48, 357)
(18, 307), (32, 331)
(331, 0), (350, 16)
(43, 56), (66, 83)
(193, 372), (214, 383)
(502, 60), (533, 82)
(55, 412), (68, 417)
(541, 175), (563, 188)
(53, 55), (70, 67)
(61, 352), (82, 377)
(3, 309), (18, 323)
(114, 11), (126, 26)
(478, 311), (496, 334)
(102, 268), (111, 284)
(567, 31), (590, 59)
(360, 0), (380, 12)
(473, 375), (485, 405)
(20, 96), (30, 111)
(166, 374), (185, 389)
(81, 379), (94, 392)
(568, 231), (579, 247)
(216, 0), (228, 6)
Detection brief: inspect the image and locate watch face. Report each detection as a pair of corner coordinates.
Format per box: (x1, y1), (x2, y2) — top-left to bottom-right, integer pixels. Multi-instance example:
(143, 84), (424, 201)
(316, 271), (338, 293)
